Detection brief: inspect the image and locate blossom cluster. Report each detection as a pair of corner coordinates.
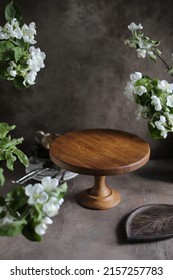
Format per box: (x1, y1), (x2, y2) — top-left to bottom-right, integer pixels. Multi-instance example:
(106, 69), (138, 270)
(125, 22), (161, 62)
(25, 176), (65, 236)
(124, 71), (173, 138)
(124, 22), (173, 139)
(0, 176), (67, 240)
(0, 17), (45, 88)
(0, 18), (36, 43)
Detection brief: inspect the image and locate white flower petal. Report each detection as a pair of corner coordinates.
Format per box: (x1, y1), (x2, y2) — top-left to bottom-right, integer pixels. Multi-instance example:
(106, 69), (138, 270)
(42, 176), (59, 192)
(43, 216), (53, 225)
(124, 81), (135, 101)
(130, 72), (142, 83)
(43, 198), (60, 217)
(36, 192), (49, 204)
(158, 80), (173, 93)
(136, 48), (146, 58)
(28, 196), (36, 205)
(25, 184), (34, 197)
(151, 96), (162, 111)
(128, 22), (143, 31)
(134, 85), (147, 96)
(155, 115), (167, 138)
(166, 95), (173, 108)
(34, 183), (44, 194)
(58, 198), (64, 206)
(35, 224), (47, 236)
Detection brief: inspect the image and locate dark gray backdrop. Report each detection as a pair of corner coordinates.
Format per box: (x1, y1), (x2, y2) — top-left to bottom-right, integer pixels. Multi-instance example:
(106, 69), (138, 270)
(1, 0), (173, 158)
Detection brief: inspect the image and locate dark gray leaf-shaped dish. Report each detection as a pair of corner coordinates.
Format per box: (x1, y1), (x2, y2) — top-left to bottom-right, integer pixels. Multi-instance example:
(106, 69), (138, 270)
(126, 204), (173, 242)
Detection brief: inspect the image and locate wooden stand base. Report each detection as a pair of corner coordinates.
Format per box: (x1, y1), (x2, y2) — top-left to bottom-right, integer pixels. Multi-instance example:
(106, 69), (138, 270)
(77, 176), (121, 210)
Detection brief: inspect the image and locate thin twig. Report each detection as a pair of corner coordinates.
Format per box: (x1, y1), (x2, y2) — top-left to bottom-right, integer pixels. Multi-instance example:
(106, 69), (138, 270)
(153, 50), (172, 76)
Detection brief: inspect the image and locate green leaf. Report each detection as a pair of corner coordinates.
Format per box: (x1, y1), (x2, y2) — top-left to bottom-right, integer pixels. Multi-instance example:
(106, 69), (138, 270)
(13, 76), (29, 89)
(0, 62), (9, 80)
(148, 123), (162, 139)
(149, 53), (157, 62)
(154, 48), (162, 56)
(0, 122), (15, 139)
(13, 148), (29, 167)
(13, 47), (24, 63)
(59, 182), (67, 194)
(0, 211), (6, 219)
(6, 151), (16, 170)
(6, 186), (28, 212)
(0, 122), (28, 172)
(0, 217), (26, 237)
(0, 41), (15, 62)
(5, 1), (23, 24)
(0, 168), (5, 186)
(22, 221), (42, 242)
(0, 196), (5, 206)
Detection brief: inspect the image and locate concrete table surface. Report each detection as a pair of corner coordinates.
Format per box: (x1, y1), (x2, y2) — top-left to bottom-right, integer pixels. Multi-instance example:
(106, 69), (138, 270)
(0, 159), (173, 260)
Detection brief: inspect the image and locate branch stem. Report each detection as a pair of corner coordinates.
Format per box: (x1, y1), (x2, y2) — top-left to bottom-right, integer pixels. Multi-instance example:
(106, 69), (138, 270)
(153, 50), (172, 76)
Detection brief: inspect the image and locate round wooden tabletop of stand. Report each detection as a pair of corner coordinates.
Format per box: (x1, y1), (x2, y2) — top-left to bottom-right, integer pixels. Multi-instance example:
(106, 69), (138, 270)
(49, 129), (150, 210)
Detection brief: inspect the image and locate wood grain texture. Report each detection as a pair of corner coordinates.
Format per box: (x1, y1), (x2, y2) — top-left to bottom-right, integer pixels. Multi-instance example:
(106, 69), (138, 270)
(49, 129), (150, 176)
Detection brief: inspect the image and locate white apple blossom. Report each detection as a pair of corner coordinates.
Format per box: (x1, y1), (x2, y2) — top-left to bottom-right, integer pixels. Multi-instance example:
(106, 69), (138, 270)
(151, 95), (162, 111)
(23, 46), (46, 85)
(124, 81), (135, 101)
(2, 18), (23, 39)
(166, 95), (173, 108)
(23, 71), (37, 85)
(25, 183), (49, 205)
(58, 198), (64, 206)
(166, 113), (173, 127)
(7, 66), (17, 78)
(22, 22), (36, 44)
(10, 18), (23, 39)
(28, 46), (46, 71)
(157, 80), (173, 93)
(134, 85), (147, 96)
(155, 116), (168, 138)
(128, 22), (143, 31)
(23, 175), (67, 238)
(130, 71), (142, 83)
(43, 196), (61, 217)
(135, 38), (155, 58)
(138, 39), (152, 50)
(124, 22), (173, 139)
(35, 216), (53, 236)
(3, 23), (12, 38)
(135, 105), (144, 120)
(0, 18), (36, 42)
(147, 50), (154, 56)
(136, 48), (147, 58)
(160, 129), (168, 139)
(41, 176), (59, 193)
(0, 16), (45, 89)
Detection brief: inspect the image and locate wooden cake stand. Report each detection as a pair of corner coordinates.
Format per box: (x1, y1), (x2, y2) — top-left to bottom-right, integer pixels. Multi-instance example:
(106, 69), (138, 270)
(49, 129), (150, 210)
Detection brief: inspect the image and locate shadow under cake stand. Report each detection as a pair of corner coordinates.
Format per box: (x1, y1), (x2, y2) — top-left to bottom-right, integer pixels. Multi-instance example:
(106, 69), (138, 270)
(49, 129), (150, 210)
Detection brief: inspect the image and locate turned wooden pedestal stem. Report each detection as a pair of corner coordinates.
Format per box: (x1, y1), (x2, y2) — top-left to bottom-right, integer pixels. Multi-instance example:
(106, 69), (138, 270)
(49, 129), (150, 210)
(77, 175), (121, 210)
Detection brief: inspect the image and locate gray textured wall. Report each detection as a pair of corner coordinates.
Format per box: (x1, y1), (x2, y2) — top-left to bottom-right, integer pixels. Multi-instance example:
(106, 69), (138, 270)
(1, 0), (173, 158)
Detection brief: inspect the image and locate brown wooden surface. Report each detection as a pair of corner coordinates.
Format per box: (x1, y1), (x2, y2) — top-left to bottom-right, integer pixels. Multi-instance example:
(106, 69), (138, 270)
(49, 129), (150, 176)
(77, 175), (121, 210)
